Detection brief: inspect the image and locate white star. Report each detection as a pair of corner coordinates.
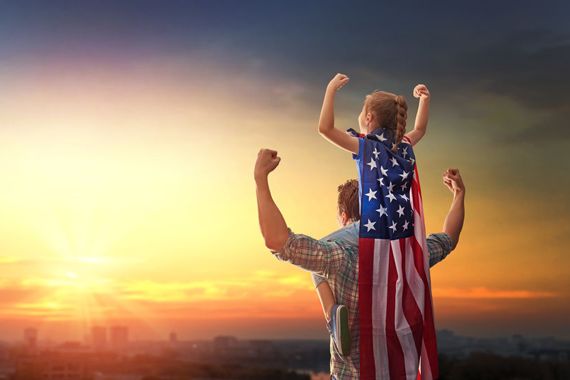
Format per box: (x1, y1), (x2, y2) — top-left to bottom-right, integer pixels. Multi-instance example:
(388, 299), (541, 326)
(389, 221), (397, 233)
(367, 158), (377, 170)
(387, 181), (395, 192)
(386, 192), (397, 203)
(372, 148), (380, 159)
(380, 165), (388, 176)
(391, 142), (398, 151)
(399, 194), (409, 202)
(376, 205), (387, 217)
(365, 188), (377, 201)
(399, 170), (410, 180)
(410, 158), (415, 165)
(397, 205), (405, 217)
(402, 220), (410, 231)
(377, 177), (385, 186)
(400, 182), (409, 191)
(364, 219), (376, 232)
(377, 132), (387, 142)
(402, 147), (408, 158)
(390, 156), (399, 167)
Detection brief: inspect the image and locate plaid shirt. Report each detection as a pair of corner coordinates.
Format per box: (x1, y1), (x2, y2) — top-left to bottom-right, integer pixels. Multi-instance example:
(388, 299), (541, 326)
(271, 229), (453, 380)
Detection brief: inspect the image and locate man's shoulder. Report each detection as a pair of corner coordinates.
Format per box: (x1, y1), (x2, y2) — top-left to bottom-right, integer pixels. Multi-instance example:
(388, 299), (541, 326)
(320, 221), (360, 248)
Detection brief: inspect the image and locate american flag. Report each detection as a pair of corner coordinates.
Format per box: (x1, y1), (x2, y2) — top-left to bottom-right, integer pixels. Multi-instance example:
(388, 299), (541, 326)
(350, 128), (439, 380)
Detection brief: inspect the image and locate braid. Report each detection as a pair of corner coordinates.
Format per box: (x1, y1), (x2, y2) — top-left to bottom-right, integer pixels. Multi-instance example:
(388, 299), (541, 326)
(393, 95), (408, 152)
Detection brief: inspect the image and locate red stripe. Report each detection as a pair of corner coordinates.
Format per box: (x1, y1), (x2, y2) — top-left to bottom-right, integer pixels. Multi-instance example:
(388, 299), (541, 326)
(359, 238), (376, 379)
(399, 239), (424, 363)
(410, 237), (440, 379)
(386, 244), (406, 378)
(413, 164), (423, 197)
(411, 178), (422, 218)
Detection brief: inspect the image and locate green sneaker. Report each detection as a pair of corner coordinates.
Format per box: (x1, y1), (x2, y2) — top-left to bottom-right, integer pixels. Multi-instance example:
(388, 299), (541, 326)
(328, 304), (351, 356)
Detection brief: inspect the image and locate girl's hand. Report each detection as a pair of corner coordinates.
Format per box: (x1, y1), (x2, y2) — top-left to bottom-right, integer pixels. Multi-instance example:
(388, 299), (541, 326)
(413, 84), (430, 100)
(327, 73), (350, 92)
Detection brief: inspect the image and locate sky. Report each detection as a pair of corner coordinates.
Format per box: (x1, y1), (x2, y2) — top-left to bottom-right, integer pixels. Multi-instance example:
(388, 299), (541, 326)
(0, 0), (568, 342)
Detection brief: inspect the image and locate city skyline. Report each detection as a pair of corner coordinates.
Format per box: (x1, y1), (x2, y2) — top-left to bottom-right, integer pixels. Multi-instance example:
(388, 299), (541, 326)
(0, 1), (568, 342)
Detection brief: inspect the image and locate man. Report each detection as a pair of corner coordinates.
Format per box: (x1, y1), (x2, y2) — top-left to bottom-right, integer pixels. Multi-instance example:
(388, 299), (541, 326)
(254, 149), (465, 379)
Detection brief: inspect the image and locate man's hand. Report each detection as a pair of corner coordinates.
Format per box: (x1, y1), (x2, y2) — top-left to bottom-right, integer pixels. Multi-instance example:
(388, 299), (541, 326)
(443, 168), (465, 195)
(327, 73), (350, 92)
(254, 149), (281, 181)
(413, 84), (430, 100)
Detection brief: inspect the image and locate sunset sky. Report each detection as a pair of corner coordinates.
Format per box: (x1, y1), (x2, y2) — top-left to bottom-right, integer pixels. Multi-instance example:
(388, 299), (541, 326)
(0, 1), (568, 342)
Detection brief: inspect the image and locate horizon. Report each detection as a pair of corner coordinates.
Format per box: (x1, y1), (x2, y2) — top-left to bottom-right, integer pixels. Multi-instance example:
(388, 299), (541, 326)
(0, 1), (569, 343)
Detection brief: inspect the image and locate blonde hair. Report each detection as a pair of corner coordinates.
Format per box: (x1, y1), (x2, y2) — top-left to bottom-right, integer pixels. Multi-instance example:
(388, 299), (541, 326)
(364, 90), (408, 152)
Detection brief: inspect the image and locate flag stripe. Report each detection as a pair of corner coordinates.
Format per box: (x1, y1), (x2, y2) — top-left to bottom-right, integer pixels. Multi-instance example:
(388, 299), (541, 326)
(385, 243), (406, 378)
(359, 237), (376, 380)
(373, 239), (391, 380)
(392, 240), (422, 379)
(410, 237), (439, 379)
(399, 239), (424, 364)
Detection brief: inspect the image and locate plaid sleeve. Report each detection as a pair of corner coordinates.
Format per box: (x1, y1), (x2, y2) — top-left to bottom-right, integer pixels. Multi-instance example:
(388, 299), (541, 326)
(270, 229), (347, 278)
(310, 272), (327, 288)
(426, 232), (453, 268)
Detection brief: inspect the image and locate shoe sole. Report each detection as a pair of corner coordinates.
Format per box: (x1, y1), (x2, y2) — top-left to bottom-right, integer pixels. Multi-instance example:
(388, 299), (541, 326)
(335, 305), (351, 356)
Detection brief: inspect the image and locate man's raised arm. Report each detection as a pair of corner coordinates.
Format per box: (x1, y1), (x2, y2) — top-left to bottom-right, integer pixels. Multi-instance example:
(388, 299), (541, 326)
(442, 168), (465, 250)
(426, 168), (466, 267)
(254, 149), (348, 277)
(254, 149), (289, 252)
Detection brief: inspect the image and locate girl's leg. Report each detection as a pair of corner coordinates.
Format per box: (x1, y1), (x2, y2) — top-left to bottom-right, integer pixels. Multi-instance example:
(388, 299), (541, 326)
(315, 281), (336, 322)
(311, 273), (351, 356)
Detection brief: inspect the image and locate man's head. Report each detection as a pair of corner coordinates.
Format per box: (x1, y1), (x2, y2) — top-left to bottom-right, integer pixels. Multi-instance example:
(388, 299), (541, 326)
(337, 179), (360, 227)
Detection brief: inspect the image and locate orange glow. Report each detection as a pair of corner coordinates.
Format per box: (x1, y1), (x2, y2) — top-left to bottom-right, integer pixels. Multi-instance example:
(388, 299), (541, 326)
(0, 56), (568, 341)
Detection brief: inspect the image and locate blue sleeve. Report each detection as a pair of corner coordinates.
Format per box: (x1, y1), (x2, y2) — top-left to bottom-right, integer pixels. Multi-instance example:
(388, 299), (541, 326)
(352, 137), (364, 161)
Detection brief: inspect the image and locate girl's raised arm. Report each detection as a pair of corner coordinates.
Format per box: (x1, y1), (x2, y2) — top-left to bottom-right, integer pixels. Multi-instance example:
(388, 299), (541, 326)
(317, 73), (359, 154)
(405, 84), (430, 146)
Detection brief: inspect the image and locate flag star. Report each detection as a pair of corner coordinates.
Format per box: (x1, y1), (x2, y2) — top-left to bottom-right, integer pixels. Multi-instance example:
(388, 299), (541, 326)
(402, 147), (408, 158)
(365, 188), (377, 201)
(391, 142), (398, 151)
(402, 220), (410, 231)
(387, 181), (395, 192)
(367, 158), (377, 170)
(410, 158), (415, 165)
(386, 192), (397, 203)
(364, 219), (376, 232)
(390, 156), (399, 167)
(399, 194), (409, 202)
(389, 221), (397, 233)
(396, 205), (405, 217)
(377, 132), (387, 142)
(372, 148), (380, 159)
(376, 205), (388, 217)
(399, 170), (410, 180)
(377, 177), (385, 186)
(400, 182), (409, 191)
(380, 165), (388, 176)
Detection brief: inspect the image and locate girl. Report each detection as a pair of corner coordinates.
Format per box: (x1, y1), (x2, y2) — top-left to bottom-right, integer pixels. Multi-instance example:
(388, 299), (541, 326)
(313, 73), (431, 357)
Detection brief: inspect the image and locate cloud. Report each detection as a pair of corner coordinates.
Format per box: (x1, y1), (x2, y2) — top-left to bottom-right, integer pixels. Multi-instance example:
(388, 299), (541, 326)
(433, 287), (558, 299)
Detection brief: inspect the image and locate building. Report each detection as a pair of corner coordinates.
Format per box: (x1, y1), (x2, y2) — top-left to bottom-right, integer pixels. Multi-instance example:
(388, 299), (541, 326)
(91, 327), (107, 351)
(109, 326), (128, 351)
(169, 332), (178, 345)
(24, 328), (38, 350)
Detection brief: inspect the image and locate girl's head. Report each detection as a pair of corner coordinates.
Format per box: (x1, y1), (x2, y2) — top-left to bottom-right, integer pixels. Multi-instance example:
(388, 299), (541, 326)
(358, 90), (408, 151)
